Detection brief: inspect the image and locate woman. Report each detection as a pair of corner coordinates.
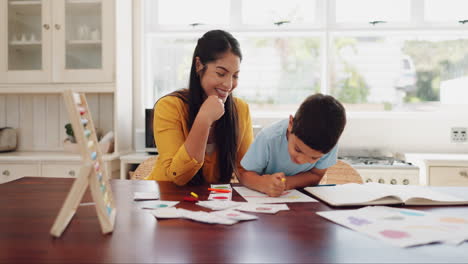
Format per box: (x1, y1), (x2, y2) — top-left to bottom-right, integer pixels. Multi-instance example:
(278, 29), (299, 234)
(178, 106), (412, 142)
(145, 30), (253, 185)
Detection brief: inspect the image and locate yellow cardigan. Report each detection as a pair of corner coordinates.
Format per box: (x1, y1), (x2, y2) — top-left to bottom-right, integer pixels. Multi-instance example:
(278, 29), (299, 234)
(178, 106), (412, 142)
(145, 95), (253, 185)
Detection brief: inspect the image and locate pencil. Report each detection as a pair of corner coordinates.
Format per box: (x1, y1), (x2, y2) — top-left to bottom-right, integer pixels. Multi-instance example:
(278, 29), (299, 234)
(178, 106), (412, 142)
(190, 192), (199, 198)
(314, 184), (336, 187)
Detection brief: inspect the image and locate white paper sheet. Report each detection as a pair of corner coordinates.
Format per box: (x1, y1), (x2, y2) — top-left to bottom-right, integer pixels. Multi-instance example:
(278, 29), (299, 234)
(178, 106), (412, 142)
(234, 186), (317, 203)
(139, 201), (179, 209)
(133, 192), (160, 201)
(235, 203), (289, 214)
(317, 206), (468, 248)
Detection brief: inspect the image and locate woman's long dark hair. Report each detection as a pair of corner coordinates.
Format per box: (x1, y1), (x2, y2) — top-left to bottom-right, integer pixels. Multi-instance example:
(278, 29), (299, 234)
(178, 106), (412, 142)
(169, 30), (242, 185)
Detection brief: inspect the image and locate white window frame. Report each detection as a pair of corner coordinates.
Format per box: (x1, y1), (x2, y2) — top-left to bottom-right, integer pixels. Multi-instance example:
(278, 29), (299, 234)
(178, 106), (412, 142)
(139, 0), (468, 118)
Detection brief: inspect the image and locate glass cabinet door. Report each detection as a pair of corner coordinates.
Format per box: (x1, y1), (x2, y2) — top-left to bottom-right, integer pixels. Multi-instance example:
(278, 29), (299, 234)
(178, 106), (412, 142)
(65, 0), (102, 70)
(2, 0), (52, 83)
(55, 0), (113, 83)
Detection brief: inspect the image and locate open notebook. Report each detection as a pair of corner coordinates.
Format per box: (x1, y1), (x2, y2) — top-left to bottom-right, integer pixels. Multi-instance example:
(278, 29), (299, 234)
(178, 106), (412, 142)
(304, 182), (468, 207)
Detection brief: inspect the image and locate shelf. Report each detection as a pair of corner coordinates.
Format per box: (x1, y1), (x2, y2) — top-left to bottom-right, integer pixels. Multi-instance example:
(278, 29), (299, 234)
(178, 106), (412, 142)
(9, 41), (41, 46)
(67, 0), (102, 5)
(67, 40), (102, 45)
(66, 0), (102, 15)
(0, 151), (120, 162)
(0, 83), (115, 94)
(8, 1), (42, 16)
(8, 1), (41, 6)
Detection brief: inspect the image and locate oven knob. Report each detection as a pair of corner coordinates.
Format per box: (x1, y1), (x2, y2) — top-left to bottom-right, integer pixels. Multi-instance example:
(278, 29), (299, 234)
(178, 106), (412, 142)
(402, 179), (409, 185)
(390, 179), (397, 185)
(378, 178), (385, 184)
(366, 178), (372, 183)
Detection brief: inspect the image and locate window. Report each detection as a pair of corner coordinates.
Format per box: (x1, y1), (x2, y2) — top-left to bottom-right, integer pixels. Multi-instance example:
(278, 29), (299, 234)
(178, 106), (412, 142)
(157, 0), (230, 26)
(425, 0), (468, 22)
(335, 0), (410, 24)
(331, 34), (468, 111)
(242, 0), (318, 26)
(235, 35), (321, 108)
(142, 0), (468, 113)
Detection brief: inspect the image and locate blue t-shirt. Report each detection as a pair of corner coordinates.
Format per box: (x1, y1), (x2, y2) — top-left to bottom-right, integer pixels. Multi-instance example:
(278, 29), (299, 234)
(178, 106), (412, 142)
(240, 119), (338, 176)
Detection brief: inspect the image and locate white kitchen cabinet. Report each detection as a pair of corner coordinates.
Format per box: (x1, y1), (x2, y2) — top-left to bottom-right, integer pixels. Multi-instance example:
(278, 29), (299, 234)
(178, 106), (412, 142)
(0, 162), (39, 184)
(0, 0), (132, 181)
(41, 162), (81, 178)
(0, 0), (114, 83)
(405, 153), (468, 186)
(429, 166), (468, 186)
(0, 152), (121, 183)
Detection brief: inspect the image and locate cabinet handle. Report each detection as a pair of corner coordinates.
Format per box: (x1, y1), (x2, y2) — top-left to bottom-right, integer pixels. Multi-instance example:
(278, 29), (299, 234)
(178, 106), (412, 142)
(55, 24), (61, 30)
(43, 24), (50, 30)
(2, 170), (10, 176)
(68, 170), (75, 177)
(460, 170), (468, 178)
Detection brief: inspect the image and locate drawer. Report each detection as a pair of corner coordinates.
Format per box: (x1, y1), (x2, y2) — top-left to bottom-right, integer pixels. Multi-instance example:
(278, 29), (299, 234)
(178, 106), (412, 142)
(0, 163), (40, 184)
(429, 166), (468, 186)
(41, 163), (82, 178)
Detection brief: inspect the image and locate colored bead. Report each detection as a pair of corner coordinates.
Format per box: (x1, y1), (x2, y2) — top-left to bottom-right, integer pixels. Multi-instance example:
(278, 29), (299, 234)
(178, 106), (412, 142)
(78, 107), (86, 115)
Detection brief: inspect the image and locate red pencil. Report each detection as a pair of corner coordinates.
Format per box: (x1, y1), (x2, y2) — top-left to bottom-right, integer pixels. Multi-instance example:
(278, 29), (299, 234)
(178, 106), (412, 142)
(208, 188), (231, 193)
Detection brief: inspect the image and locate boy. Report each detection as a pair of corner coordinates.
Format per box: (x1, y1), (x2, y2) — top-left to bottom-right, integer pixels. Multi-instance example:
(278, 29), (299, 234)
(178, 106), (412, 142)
(239, 93), (346, 197)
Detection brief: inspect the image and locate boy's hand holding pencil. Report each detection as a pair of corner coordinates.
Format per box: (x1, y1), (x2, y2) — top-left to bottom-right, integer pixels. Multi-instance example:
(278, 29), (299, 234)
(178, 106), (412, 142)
(262, 172), (286, 197)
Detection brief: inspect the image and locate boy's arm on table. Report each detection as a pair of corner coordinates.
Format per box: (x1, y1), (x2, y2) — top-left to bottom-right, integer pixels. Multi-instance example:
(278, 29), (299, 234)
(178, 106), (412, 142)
(285, 167), (327, 190)
(239, 170), (285, 197)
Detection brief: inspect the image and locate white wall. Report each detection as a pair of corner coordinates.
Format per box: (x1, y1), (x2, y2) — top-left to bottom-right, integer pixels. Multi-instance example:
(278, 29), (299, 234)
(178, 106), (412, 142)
(249, 109), (468, 155)
(0, 94), (114, 151)
(133, 96), (468, 154)
(340, 112), (468, 154)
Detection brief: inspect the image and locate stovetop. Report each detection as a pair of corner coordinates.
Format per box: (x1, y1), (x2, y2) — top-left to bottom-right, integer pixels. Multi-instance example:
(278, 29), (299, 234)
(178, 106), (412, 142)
(339, 156), (417, 168)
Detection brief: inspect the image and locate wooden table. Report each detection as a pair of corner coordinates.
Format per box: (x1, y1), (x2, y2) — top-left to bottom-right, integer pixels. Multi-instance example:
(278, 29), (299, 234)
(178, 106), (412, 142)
(1, 177), (467, 263)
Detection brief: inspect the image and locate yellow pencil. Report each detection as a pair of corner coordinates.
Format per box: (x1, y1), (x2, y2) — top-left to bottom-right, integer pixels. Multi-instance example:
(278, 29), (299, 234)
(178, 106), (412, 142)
(190, 192), (199, 198)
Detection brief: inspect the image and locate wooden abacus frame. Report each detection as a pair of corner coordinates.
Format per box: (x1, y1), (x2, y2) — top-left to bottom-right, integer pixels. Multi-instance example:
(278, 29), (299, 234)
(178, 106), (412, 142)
(50, 90), (116, 237)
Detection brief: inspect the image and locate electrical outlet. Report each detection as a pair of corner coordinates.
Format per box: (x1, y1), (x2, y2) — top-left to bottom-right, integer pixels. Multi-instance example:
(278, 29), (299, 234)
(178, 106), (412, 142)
(451, 127), (467, 143)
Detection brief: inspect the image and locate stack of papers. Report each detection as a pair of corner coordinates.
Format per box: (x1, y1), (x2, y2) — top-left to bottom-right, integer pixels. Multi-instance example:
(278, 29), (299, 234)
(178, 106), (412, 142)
(139, 201), (179, 209)
(317, 206), (468, 247)
(196, 200), (290, 214)
(150, 208), (258, 225)
(208, 184), (233, 201)
(235, 203), (289, 214)
(133, 192), (160, 201)
(196, 200), (243, 211)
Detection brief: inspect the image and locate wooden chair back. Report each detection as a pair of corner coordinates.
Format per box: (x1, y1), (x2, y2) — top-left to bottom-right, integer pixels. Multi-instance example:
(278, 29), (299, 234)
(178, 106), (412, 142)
(132, 156), (158, 180)
(319, 160), (363, 185)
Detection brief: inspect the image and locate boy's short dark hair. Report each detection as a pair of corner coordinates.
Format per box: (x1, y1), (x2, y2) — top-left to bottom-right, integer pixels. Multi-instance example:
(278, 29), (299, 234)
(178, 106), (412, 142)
(291, 93), (346, 154)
